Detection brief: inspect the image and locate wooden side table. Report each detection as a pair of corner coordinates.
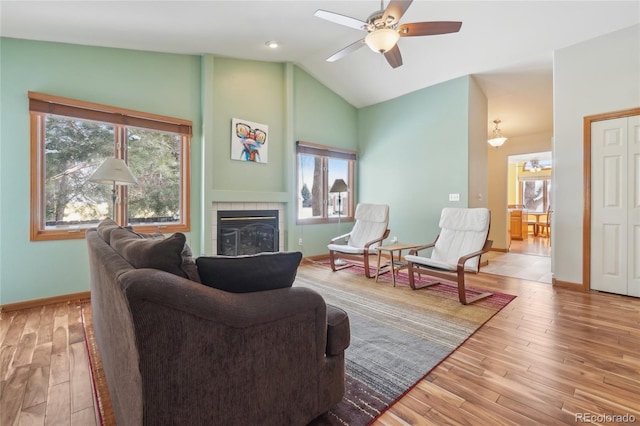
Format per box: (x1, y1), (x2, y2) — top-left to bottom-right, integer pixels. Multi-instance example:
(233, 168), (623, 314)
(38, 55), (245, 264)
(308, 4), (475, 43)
(375, 242), (421, 287)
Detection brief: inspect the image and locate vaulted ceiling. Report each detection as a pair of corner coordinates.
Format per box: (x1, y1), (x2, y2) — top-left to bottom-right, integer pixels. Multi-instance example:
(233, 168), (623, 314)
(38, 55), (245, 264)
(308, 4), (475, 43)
(2, 1), (638, 139)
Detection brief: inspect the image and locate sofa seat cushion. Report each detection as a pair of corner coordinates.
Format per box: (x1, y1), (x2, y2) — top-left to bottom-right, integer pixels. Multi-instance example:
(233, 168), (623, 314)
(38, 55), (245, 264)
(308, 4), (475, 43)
(196, 251), (302, 293)
(109, 227), (199, 281)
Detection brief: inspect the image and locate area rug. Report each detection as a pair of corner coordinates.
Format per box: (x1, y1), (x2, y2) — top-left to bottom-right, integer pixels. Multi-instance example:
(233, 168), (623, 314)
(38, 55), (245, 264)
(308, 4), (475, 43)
(80, 263), (514, 426)
(303, 261), (515, 425)
(80, 304), (116, 426)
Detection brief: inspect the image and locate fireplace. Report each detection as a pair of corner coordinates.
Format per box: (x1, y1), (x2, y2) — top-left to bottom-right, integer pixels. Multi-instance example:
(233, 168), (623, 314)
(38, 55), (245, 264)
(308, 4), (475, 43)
(217, 210), (279, 256)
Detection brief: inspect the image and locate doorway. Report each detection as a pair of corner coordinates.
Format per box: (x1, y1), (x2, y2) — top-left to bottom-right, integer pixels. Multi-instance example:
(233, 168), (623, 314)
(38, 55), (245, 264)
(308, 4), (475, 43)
(482, 150), (553, 284)
(507, 151), (552, 257)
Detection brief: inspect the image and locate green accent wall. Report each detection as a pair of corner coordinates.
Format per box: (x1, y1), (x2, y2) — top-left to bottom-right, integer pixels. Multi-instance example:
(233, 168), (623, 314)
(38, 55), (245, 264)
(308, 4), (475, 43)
(357, 76), (471, 244)
(292, 67), (359, 257)
(0, 39), (360, 305)
(210, 58), (286, 193)
(0, 37), (472, 306)
(0, 38), (202, 305)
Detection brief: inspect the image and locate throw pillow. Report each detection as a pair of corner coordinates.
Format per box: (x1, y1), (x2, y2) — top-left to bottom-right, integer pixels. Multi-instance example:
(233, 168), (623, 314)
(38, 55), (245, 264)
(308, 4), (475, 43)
(196, 251), (303, 293)
(110, 228), (193, 280)
(181, 242), (201, 283)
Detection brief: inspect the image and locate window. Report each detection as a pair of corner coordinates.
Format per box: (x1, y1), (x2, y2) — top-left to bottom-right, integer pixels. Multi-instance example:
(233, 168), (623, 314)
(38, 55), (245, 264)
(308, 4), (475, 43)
(296, 141), (357, 224)
(520, 179), (551, 212)
(29, 92), (192, 241)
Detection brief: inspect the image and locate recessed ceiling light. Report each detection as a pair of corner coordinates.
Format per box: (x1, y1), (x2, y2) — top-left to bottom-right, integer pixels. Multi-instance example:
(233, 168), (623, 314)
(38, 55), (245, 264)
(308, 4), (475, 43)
(265, 41), (279, 49)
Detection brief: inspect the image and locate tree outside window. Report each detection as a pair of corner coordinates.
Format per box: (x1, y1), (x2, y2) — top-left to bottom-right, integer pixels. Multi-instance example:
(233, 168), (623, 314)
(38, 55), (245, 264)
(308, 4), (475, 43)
(30, 92), (191, 240)
(296, 142), (356, 224)
(521, 179), (551, 212)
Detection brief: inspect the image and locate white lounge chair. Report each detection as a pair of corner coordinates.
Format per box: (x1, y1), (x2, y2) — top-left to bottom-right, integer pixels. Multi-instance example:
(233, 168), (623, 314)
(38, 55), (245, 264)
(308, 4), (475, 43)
(328, 203), (390, 278)
(405, 207), (493, 304)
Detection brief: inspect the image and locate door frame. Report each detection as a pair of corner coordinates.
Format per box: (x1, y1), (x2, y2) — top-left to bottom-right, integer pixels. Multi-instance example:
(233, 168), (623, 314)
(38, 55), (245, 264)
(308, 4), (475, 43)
(582, 107), (640, 292)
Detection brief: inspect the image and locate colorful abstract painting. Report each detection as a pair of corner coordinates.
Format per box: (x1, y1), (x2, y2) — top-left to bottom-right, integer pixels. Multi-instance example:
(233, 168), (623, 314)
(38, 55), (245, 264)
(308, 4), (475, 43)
(231, 118), (268, 163)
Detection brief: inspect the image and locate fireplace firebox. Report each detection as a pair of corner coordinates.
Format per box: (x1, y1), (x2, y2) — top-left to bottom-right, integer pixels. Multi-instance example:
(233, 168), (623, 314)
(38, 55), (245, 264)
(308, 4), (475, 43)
(217, 210), (279, 256)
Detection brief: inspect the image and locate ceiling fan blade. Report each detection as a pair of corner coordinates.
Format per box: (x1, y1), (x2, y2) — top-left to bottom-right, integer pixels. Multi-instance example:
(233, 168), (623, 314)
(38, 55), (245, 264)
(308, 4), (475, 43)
(384, 45), (403, 68)
(326, 39), (367, 62)
(398, 21), (462, 37)
(314, 9), (368, 31)
(382, 0), (413, 25)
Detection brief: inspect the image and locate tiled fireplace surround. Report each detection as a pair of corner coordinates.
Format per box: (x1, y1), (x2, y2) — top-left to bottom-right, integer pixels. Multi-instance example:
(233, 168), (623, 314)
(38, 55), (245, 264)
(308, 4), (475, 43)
(211, 202), (285, 255)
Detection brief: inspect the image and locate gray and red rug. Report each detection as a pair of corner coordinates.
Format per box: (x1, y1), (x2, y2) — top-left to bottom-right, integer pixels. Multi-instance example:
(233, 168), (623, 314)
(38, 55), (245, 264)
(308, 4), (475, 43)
(302, 262), (515, 425)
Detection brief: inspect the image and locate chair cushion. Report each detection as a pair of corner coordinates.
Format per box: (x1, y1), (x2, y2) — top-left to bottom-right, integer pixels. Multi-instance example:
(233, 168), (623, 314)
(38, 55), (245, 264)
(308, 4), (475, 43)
(432, 208), (490, 271)
(439, 207), (490, 232)
(327, 243), (365, 255)
(347, 203), (389, 249)
(196, 251), (302, 293)
(405, 255), (456, 272)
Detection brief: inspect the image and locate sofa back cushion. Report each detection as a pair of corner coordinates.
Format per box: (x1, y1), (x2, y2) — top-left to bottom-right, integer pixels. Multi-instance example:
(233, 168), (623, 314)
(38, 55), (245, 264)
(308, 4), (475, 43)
(109, 227), (200, 281)
(196, 251), (302, 293)
(96, 218), (121, 244)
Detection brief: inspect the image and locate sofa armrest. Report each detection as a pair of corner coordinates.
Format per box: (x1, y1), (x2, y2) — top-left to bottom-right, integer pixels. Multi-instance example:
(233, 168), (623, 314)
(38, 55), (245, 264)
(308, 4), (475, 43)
(326, 304), (350, 356)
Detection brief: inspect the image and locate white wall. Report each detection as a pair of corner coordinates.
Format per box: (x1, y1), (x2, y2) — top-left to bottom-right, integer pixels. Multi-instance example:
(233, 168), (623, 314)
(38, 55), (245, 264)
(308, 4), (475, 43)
(553, 24), (640, 285)
(468, 76), (489, 209)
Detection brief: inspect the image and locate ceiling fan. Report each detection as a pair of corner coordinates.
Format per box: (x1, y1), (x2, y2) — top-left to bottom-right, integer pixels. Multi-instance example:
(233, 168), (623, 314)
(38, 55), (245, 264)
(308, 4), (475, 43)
(314, 0), (462, 69)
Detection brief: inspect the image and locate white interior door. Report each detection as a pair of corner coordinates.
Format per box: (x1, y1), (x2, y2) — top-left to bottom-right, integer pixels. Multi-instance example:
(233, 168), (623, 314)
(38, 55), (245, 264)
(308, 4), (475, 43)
(628, 115), (640, 297)
(591, 115), (640, 296)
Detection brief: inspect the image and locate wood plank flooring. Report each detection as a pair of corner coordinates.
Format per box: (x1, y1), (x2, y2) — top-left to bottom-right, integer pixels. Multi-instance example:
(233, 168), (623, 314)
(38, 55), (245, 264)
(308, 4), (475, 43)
(0, 301), (98, 426)
(373, 271), (640, 425)
(1, 267), (638, 425)
(509, 234), (551, 257)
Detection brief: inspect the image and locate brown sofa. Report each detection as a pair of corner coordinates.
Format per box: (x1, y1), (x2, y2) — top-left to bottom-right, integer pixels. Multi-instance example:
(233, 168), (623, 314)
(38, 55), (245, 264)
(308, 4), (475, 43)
(86, 221), (350, 425)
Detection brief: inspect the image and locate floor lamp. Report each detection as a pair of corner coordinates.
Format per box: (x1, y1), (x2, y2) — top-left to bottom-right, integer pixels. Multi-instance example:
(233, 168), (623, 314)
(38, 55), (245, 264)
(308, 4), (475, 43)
(89, 158), (138, 219)
(329, 178), (349, 266)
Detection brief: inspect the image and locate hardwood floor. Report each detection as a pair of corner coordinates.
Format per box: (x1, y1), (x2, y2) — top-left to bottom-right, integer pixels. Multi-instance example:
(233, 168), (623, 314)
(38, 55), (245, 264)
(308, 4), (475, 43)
(1, 268), (638, 426)
(509, 234), (551, 257)
(0, 300), (98, 426)
(374, 272), (640, 425)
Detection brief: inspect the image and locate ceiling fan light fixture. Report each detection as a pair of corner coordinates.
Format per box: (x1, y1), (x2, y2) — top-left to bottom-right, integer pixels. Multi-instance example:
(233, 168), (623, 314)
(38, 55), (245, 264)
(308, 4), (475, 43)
(365, 28), (400, 53)
(265, 41), (279, 49)
(488, 119), (507, 147)
(530, 160), (542, 172)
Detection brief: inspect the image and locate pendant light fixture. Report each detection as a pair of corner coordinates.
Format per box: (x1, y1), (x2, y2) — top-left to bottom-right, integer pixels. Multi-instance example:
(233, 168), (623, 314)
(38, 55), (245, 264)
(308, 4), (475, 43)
(488, 119), (507, 147)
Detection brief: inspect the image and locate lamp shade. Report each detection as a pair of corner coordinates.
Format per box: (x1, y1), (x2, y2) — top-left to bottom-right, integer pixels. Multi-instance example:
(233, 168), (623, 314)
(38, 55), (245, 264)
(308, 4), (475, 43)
(329, 178), (348, 193)
(365, 28), (400, 53)
(89, 158), (138, 185)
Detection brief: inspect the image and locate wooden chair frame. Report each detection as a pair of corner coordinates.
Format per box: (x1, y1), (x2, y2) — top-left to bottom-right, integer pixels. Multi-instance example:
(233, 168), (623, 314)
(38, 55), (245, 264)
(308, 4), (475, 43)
(407, 217), (493, 305)
(329, 229), (390, 278)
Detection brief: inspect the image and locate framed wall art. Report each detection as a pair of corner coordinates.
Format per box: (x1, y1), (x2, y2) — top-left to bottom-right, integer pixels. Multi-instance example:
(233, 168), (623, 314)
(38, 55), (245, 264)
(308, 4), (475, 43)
(231, 118), (268, 163)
